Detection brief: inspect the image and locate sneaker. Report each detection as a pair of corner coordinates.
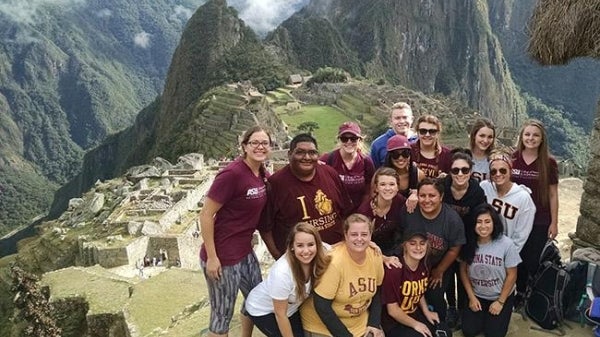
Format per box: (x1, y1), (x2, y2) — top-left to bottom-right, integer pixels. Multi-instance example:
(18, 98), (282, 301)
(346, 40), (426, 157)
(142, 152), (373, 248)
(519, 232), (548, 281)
(447, 306), (458, 330)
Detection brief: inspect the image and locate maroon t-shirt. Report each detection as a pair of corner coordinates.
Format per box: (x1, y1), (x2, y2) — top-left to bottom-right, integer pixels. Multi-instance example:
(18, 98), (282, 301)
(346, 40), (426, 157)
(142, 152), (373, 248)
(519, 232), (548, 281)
(320, 150), (374, 212)
(356, 194), (406, 254)
(259, 164), (353, 254)
(411, 142), (452, 178)
(381, 255), (429, 330)
(200, 158), (268, 266)
(511, 152), (558, 227)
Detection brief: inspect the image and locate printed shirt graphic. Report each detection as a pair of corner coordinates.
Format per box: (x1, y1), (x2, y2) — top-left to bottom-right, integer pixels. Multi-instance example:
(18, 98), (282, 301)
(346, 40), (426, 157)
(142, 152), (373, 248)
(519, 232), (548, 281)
(467, 235), (521, 300)
(320, 150), (374, 210)
(411, 143), (451, 178)
(259, 164), (353, 253)
(382, 255), (429, 314)
(301, 245), (384, 337)
(200, 158), (268, 265)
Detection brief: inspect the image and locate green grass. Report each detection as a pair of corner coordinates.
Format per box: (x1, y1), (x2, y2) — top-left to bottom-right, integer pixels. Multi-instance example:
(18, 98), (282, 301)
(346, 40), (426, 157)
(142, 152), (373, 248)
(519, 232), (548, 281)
(278, 105), (352, 151)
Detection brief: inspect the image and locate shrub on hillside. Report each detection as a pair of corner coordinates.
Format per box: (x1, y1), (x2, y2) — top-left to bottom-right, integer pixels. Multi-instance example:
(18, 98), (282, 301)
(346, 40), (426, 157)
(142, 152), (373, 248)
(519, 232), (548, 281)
(307, 67), (349, 86)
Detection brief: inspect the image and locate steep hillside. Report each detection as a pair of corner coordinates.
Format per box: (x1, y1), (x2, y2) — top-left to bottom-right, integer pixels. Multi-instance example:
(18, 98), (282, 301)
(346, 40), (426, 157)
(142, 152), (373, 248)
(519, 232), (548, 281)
(0, 0), (203, 235)
(267, 0), (526, 127)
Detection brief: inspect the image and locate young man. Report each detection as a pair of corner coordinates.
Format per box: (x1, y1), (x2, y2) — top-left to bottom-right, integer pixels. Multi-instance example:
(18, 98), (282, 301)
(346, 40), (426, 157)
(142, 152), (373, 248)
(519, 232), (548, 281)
(259, 133), (354, 260)
(371, 102), (417, 168)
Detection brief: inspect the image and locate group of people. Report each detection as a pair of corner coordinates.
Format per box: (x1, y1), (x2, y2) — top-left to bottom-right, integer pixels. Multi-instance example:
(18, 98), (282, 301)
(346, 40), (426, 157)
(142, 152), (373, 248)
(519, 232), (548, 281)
(198, 102), (559, 337)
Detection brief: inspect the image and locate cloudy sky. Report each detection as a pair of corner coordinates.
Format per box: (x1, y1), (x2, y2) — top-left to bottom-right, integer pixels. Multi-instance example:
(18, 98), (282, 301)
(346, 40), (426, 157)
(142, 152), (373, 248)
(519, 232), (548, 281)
(225, 0), (309, 36)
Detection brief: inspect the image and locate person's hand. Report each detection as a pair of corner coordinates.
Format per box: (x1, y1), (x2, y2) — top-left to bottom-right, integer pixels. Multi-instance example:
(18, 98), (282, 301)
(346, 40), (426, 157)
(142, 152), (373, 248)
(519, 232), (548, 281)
(206, 256), (222, 281)
(412, 321), (433, 337)
(548, 223), (558, 239)
(469, 297), (482, 312)
(429, 267), (443, 289)
(489, 300), (504, 315)
(369, 241), (382, 256)
(423, 308), (440, 325)
(383, 255), (403, 269)
(437, 172), (447, 179)
(406, 193), (418, 213)
(364, 326), (384, 337)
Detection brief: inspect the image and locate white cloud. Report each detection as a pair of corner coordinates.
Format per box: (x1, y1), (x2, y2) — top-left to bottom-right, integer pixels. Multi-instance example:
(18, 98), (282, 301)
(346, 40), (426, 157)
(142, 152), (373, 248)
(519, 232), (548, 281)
(134, 31), (151, 48)
(0, 0), (86, 25)
(95, 8), (111, 18)
(170, 5), (193, 24)
(227, 0), (309, 36)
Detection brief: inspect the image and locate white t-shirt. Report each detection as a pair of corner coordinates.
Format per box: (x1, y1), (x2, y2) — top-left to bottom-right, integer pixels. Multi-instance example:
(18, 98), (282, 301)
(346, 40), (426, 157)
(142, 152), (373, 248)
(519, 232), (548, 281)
(246, 253), (310, 317)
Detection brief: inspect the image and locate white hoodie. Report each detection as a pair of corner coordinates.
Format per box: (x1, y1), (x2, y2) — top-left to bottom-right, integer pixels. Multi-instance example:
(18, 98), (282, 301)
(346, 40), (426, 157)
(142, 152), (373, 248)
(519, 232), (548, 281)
(480, 180), (536, 252)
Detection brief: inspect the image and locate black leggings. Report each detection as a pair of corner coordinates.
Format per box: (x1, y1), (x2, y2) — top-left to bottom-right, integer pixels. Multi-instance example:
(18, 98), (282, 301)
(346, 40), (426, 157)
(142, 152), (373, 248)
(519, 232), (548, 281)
(425, 268), (455, 322)
(384, 309), (452, 337)
(516, 225), (548, 293)
(248, 311), (304, 337)
(461, 294), (515, 337)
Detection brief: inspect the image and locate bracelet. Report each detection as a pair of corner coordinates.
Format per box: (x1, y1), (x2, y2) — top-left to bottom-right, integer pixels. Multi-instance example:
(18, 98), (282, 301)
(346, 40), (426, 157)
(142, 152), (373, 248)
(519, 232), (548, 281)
(497, 299), (505, 305)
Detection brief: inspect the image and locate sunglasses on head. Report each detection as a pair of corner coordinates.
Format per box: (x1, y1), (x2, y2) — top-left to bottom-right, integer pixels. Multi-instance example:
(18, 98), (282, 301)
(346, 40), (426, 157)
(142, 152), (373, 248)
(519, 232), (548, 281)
(390, 148), (411, 159)
(490, 168), (509, 176)
(450, 167), (471, 175)
(418, 128), (438, 136)
(339, 135), (359, 143)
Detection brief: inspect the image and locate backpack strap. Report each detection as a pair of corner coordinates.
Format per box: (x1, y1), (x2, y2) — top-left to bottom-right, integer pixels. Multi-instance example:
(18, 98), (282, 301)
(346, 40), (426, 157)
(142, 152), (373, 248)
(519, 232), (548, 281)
(326, 150), (335, 166)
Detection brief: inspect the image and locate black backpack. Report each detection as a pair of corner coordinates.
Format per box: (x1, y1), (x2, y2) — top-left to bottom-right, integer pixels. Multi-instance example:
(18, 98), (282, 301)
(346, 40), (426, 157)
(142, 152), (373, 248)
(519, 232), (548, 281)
(524, 239), (570, 334)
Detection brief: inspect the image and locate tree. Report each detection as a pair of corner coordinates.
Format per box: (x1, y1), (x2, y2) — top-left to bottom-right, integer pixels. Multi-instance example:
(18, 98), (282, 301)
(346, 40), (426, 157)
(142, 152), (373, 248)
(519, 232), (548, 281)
(297, 121), (320, 135)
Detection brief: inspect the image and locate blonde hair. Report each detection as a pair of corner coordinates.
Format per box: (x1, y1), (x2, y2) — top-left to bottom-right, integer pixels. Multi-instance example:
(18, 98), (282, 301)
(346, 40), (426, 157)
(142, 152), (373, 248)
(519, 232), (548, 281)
(516, 119), (552, 207)
(343, 213), (374, 233)
(414, 114), (443, 159)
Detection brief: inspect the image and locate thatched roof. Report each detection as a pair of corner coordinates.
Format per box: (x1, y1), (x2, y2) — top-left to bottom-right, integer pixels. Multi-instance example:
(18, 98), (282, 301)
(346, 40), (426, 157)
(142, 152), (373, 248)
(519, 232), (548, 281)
(528, 0), (600, 65)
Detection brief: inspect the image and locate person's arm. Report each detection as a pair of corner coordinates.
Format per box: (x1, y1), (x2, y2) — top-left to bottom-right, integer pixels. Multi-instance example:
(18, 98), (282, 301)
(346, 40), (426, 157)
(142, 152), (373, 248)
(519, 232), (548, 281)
(548, 183), (559, 239)
(459, 261), (481, 312)
(273, 299), (294, 337)
(199, 197), (223, 280)
(513, 202), (535, 252)
(313, 292), (352, 337)
(430, 245), (461, 289)
(259, 230), (281, 259)
(367, 286), (382, 328)
(489, 266), (517, 316)
(418, 296), (440, 326)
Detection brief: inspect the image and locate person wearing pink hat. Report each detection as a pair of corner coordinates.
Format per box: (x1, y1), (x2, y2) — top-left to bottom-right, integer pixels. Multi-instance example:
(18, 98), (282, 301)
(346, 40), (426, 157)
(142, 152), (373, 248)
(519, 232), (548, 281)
(370, 102), (418, 169)
(383, 134), (425, 213)
(320, 122), (375, 212)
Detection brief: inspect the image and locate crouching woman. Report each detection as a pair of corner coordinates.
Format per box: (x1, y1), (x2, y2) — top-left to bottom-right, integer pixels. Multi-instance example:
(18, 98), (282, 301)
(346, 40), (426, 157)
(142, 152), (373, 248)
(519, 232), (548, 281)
(301, 214), (385, 337)
(459, 204), (521, 337)
(246, 223), (330, 337)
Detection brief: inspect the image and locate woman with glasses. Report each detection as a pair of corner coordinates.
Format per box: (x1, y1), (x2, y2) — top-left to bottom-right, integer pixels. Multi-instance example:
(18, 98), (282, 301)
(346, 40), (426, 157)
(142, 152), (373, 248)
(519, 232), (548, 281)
(320, 122), (375, 212)
(200, 126), (272, 337)
(357, 167), (406, 255)
(442, 149), (487, 329)
(469, 118), (496, 182)
(411, 115), (452, 178)
(510, 119), (558, 309)
(383, 134), (425, 212)
(459, 204), (521, 337)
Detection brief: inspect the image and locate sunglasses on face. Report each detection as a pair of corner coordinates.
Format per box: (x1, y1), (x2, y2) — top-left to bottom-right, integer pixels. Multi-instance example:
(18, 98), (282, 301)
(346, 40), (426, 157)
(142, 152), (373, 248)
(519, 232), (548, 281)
(490, 168), (509, 176)
(450, 167), (471, 175)
(418, 128), (439, 136)
(390, 149), (411, 160)
(339, 136), (359, 143)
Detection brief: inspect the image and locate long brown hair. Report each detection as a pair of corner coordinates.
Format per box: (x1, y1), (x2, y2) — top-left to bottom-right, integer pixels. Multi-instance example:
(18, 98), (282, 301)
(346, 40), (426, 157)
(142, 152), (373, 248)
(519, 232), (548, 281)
(469, 118), (496, 155)
(240, 125), (272, 190)
(286, 223), (331, 301)
(370, 167), (400, 203)
(516, 119), (551, 207)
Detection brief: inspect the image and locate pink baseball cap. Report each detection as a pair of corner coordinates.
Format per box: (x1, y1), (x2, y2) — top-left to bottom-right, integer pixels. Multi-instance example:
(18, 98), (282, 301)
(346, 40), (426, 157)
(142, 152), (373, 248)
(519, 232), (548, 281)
(338, 122), (363, 137)
(387, 135), (411, 151)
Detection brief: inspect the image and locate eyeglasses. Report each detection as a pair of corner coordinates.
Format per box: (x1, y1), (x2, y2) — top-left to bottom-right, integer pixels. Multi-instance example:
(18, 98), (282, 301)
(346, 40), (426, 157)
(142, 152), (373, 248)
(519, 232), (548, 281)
(293, 149), (319, 157)
(390, 149), (411, 160)
(450, 167), (471, 175)
(418, 128), (439, 136)
(339, 136), (359, 143)
(247, 140), (271, 148)
(490, 168), (509, 176)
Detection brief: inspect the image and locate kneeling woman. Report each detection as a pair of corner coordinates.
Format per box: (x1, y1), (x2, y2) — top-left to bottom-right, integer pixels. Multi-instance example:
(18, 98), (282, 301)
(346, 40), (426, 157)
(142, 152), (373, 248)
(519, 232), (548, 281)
(246, 223), (330, 337)
(459, 204), (521, 337)
(382, 230), (451, 337)
(301, 213), (385, 337)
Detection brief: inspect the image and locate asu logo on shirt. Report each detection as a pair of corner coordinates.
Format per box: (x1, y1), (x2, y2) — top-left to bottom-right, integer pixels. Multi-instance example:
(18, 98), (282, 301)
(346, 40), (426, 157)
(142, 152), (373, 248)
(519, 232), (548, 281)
(246, 185), (266, 200)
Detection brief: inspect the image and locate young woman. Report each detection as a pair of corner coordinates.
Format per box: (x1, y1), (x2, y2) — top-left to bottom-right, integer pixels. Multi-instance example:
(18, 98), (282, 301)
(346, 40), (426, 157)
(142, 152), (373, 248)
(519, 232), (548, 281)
(320, 122), (375, 211)
(199, 126), (271, 337)
(301, 214), (385, 337)
(382, 229), (452, 337)
(383, 134), (425, 212)
(402, 178), (466, 323)
(479, 152), (536, 253)
(442, 149), (487, 328)
(460, 204), (521, 337)
(357, 167), (406, 255)
(511, 119), (559, 307)
(469, 118), (496, 182)
(411, 115), (452, 179)
(246, 223), (330, 337)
